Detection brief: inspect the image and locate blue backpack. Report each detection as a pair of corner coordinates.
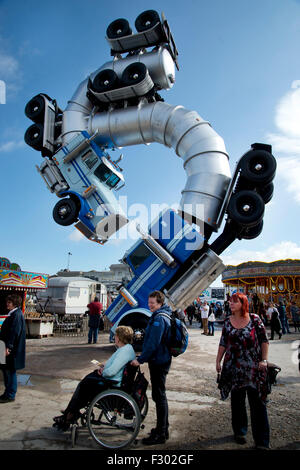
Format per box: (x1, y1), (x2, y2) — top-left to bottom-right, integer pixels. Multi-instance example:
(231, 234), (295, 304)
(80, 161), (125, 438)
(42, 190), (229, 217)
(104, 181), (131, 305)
(158, 312), (189, 357)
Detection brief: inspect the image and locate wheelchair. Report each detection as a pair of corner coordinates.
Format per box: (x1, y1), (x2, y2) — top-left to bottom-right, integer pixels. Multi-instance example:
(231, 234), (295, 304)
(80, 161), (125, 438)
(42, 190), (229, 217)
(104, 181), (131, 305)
(68, 364), (149, 449)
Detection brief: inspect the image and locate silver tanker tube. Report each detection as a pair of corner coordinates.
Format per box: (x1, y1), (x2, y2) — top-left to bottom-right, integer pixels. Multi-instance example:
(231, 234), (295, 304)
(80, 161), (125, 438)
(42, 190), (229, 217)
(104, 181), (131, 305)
(62, 47), (175, 144)
(88, 102), (231, 231)
(61, 47), (231, 231)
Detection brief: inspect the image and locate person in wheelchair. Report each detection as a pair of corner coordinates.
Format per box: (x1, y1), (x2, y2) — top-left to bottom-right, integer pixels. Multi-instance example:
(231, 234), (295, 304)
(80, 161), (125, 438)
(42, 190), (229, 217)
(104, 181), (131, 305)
(53, 325), (136, 431)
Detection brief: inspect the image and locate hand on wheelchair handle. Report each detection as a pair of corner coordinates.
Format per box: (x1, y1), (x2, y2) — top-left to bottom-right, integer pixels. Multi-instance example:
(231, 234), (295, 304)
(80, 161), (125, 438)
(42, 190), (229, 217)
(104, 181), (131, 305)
(130, 359), (140, 367)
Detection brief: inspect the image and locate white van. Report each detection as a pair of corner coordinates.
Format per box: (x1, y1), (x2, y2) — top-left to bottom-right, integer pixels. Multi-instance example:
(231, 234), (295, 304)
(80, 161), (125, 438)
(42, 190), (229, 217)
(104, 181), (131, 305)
(36, 276), (107, 315)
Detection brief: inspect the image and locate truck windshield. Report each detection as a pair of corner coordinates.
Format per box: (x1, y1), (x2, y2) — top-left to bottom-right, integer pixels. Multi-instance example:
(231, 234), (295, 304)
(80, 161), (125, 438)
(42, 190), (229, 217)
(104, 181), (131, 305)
(128, 243), (153, 272)
(94, 162), (120, 188)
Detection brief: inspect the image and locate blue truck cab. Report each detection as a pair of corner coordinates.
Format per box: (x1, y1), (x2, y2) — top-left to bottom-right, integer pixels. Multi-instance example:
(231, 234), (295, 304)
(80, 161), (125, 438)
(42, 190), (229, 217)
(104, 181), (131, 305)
(105, 208), (207, 349)
(36, 131), (128, 244)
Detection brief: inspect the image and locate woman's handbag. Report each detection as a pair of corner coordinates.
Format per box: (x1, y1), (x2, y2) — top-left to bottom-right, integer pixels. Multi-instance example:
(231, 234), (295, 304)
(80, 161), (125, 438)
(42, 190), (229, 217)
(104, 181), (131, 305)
(132, 367), (148, 410)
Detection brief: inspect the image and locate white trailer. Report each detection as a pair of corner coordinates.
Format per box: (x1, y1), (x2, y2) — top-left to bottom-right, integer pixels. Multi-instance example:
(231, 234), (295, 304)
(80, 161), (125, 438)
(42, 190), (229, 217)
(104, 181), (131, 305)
(36, 276), (107, 315)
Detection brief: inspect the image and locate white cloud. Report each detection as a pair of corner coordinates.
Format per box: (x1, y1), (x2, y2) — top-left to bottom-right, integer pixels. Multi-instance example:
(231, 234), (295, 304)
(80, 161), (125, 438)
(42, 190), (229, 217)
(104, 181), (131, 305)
(221, 241), (300, 267)
(276, 157), (300, 203)
(266, 81), (300, 204)
(0, 140), (25, 153)
(69, 229), (85, 242)
(0, 52), (19, 77)
(0, 37), (22, 95)
(274, 84), (300, 138)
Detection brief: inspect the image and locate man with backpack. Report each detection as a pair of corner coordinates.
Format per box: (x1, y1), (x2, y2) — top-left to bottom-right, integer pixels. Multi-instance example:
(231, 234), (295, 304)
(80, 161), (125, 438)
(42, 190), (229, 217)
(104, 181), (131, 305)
(131, 290), (172, 445)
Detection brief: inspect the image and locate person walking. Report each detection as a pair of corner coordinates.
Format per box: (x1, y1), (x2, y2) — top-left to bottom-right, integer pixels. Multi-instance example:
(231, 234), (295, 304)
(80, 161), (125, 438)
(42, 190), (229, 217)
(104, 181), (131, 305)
(0, 294), (26, 403)
(290, 302), (300, 333)
(186, 304), (195, 326)
(200, 301), (209, 335)
(278, 301), (290, 334)
(208, 311), (216, 336)
(86, 296), (103, 344)
(131, 290), (172, 445)
(268, 303), (282, 340)
(216, 292), (270, 449)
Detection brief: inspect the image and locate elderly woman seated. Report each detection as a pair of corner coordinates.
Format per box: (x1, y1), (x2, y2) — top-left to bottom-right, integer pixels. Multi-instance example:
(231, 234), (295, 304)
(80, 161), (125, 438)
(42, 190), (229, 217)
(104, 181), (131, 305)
(53, 325), (136, 430)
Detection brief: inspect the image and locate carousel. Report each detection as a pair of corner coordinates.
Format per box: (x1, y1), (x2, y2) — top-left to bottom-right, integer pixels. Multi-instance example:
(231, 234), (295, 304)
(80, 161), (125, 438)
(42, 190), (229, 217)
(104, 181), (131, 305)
(222, 259), (300, 306)
(0, 257), (48, 329)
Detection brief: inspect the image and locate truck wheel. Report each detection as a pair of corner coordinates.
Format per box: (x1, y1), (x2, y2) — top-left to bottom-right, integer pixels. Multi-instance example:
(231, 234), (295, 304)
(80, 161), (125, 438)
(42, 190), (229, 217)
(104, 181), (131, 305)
(24, 123), (44, 151)
(119, 314), (149, 352)
(121, 62), (147, 86)
(241, 220), (264, 240)
(256, 182), (274, 204)
(106, 18), (132, 39)
(227, 190), (265, 227)
(25, 95), (45, 123)
(239, 149), (276, 185)
(53, 198), (79, 226)
(92, 69), (119, 93)
(135, 10), (160, 32)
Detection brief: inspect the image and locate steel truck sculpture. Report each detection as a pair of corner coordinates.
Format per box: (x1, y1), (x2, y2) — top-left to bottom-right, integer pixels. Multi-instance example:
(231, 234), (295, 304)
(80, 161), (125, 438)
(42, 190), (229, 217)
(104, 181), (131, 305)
(24, 10), (276, 349)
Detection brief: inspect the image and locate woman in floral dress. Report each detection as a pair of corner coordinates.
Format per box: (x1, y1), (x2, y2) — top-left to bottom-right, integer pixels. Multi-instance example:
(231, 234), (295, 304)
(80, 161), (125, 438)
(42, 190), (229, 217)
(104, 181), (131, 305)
(216, 292), (270, 449)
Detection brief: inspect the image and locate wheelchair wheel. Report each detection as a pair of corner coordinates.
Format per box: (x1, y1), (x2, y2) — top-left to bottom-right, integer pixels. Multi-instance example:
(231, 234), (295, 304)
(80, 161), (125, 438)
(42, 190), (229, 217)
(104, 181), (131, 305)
(87, 389), (141, 449)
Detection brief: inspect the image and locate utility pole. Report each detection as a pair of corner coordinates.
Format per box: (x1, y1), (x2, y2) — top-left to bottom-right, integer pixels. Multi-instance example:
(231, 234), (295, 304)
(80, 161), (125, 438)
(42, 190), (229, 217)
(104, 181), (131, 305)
(67, 252), (72, 270)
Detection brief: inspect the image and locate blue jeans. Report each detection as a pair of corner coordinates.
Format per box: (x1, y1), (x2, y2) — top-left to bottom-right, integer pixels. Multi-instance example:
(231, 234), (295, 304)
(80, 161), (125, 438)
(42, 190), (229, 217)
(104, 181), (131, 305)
(231, 387), (270, 447)
(208, 321), (215, 335)
(1, 367), (17, 399)
(88, 327), (99, 344)
(280, 315), (290, 334)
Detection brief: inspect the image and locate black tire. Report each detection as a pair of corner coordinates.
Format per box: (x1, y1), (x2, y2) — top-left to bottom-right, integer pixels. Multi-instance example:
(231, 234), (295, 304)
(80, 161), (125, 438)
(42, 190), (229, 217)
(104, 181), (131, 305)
(52, 198), (79, 226)
(241, 220), (264, 240)
(25, 95), (45, 123)
(119, 314), (149, 352)
(92, 69), (119, 93)
(121, 62), (147, 87)
(256, 182), (274, 204)
(87, 390), (141, 449)
(24, 123), (44, 151)
(135, 10), (160, 32)
(106, 18), (132, 39)
(239, 149), (276, 185)
(227, 190), (265, 227)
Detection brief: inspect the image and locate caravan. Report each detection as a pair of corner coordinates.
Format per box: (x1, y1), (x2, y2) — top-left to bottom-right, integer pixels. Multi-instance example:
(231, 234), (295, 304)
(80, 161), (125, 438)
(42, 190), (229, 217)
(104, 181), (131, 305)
(36, 277), (107, 316)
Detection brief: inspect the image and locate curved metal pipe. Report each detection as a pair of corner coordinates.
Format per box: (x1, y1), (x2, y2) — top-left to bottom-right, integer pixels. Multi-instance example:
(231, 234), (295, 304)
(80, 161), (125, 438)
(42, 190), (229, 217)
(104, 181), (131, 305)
(87, 102), (231, 230)
(61, 47), (175, 143)
(61, 60), (231, 230)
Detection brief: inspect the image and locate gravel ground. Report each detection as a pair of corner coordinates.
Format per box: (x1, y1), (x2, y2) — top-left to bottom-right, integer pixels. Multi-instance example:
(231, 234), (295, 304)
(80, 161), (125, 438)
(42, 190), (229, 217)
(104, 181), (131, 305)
(1, 322), (299, 452)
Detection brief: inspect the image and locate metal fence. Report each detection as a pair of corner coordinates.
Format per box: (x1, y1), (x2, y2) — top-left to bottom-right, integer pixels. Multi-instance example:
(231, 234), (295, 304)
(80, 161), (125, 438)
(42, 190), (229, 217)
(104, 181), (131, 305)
(53, 314), (111, 337)
(53, 314), (88, 337)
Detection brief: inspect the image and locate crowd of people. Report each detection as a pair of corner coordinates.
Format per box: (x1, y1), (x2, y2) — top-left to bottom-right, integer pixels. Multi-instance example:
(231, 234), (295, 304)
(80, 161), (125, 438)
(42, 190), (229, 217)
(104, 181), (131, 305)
(184, 300), (224, 336)
(183, 293), (300, 339)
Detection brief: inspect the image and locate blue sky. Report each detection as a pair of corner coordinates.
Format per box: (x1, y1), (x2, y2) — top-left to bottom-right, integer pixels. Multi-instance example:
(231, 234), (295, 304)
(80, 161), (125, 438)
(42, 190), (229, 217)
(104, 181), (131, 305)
(0, 0), (300, 284)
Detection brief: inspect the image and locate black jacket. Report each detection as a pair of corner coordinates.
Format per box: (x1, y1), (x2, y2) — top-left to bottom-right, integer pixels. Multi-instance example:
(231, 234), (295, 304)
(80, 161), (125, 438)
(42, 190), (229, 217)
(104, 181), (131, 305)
(0, 308), (26, 370)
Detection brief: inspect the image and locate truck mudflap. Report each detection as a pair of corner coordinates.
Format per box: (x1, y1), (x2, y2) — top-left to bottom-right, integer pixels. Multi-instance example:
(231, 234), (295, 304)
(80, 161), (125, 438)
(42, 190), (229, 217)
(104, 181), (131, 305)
(164, 247), (225, 310)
